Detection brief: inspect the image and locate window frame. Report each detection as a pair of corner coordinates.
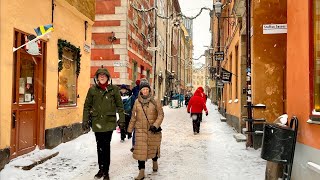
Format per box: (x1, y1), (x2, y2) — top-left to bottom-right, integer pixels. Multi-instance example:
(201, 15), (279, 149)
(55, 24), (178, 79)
(57, 39), (81, 108)
(309, 0), (320, 122)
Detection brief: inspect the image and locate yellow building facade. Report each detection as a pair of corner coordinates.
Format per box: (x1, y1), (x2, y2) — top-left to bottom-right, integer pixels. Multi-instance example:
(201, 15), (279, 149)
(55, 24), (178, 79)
(0, 0), (95, 170)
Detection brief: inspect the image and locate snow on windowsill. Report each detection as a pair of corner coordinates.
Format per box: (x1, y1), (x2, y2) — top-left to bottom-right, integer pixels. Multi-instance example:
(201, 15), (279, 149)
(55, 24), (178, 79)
(312, 109), (320, 115)
(228, 100), (233, 104)
(255, 103), (266, 107)
(234, 99), (239, 103)
(307, 162), (320, 174)
(307, 119), (320, 125)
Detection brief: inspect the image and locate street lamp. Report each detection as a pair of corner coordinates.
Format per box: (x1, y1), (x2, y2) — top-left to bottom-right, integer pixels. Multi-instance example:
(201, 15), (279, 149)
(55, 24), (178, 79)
(213, 1), (222, 17)
(213, 0), (223, 104)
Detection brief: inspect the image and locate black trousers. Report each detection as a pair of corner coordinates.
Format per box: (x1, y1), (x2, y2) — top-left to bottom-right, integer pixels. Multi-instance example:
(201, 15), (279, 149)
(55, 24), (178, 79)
(95, 131), (113, 172)
(191, 113), (202, 133)
(138, 156), (158, 170)
(121, 114), (131, 140)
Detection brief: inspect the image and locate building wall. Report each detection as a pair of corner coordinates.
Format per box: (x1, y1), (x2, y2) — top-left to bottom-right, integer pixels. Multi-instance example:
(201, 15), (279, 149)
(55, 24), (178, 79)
(0, 0), (93, 153)
(287, 0), (320, 178)
(251, 0), (287, 122)
(223, 25), (242, 131)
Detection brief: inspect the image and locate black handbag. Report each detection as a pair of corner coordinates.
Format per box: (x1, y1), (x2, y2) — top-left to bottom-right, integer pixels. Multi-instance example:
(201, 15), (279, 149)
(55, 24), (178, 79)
(140, 102), (162, 133)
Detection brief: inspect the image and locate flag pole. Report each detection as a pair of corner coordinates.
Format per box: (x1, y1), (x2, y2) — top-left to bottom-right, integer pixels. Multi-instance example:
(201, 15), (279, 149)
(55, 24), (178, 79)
(12, 30), (52, 52)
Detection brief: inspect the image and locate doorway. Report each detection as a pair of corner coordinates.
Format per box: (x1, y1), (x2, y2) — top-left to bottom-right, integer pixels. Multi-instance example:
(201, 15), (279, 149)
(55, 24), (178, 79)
(11, 30), (46, 158)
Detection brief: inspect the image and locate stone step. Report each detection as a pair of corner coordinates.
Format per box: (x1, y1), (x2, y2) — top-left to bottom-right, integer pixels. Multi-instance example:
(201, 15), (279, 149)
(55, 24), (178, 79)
(233, 133), (247, 142)
(220, 117), (227, 122)
(12, 149), (59, 170)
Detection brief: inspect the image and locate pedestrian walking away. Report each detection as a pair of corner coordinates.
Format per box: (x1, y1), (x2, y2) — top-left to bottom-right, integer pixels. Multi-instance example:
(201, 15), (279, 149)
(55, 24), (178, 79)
(127, 78), (164, 180)
(187, 89), (208, 135)
(82, 68), (125, 180)
(119, 84), (134, 142)
(130, 79), (141, 152)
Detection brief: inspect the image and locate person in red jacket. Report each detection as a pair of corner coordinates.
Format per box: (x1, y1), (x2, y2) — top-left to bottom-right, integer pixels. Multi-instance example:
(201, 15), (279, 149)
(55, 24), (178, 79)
(197, 86), (207, 103)
(196, 86), (207, 122)
(187, 89), (208, 135)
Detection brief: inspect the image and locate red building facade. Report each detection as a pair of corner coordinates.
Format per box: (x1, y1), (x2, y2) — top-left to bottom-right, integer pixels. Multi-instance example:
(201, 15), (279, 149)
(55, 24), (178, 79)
(92, 0), (154, 87)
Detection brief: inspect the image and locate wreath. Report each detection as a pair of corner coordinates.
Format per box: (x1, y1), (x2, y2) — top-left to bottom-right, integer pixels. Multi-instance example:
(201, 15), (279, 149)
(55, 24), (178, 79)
(58, 39), (82, 77)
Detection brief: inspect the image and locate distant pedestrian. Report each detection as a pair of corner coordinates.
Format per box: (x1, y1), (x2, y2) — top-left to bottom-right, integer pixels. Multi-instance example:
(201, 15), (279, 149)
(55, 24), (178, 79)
(82, 68), (125, 180)
(130, 79), (141, 152)
(127, 78), (164, 180)
(187, 89), (208, 135)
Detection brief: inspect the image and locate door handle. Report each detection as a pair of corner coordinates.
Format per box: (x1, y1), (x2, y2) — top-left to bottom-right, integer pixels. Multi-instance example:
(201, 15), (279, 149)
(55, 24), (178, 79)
(12, 112), (16, 128)
(40, 106), (44, 110)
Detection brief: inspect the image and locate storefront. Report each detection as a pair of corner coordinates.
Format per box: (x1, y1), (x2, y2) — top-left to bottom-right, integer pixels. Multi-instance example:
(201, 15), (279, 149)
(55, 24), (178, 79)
(0, 0), (94, 170)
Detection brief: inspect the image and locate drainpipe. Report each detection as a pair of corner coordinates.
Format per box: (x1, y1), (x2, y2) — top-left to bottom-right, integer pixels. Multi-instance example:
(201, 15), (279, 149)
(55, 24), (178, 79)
(154, 0), (157, 92)
(245, 0), (253, 147)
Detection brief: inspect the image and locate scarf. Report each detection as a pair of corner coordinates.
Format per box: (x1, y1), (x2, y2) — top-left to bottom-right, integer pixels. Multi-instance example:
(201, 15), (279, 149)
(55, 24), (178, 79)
(140, 93), (152, 106)
(98, 82), (108, 90)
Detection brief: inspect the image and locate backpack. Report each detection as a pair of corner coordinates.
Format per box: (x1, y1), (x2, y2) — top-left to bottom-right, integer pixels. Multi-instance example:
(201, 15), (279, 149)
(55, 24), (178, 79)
(123, 95), (134, 115)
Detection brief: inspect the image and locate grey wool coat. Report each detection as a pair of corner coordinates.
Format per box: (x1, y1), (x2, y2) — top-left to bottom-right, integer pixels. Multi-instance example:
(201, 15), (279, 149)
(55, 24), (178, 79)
(127, 93), (164, 161)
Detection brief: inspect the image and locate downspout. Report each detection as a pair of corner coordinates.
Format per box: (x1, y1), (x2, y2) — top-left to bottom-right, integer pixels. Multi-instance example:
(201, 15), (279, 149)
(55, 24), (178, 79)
(245, 0), (253, 147)
(154, 0), (157, 91)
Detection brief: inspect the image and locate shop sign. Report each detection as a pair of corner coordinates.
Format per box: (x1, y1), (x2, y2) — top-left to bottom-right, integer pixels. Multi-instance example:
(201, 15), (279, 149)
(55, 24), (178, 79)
(84, 42), (91, 53)
(263, 24), (287, 34)
(221, 68), (232, 83)
(215, 51), (224, 61)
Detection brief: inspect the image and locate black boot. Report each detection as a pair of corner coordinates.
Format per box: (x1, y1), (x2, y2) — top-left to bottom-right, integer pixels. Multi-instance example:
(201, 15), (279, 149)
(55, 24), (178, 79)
(94, 169), (104, 179)
(103, 173), (110, 180)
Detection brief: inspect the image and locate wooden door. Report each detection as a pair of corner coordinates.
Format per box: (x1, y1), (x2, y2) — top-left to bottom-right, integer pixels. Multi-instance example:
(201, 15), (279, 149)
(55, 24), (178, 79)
(11, 31), (46, 158)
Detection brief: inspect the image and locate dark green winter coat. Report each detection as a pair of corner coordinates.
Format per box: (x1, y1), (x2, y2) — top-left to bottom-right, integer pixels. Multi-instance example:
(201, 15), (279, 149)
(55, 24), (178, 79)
(83, 68), (125, 132)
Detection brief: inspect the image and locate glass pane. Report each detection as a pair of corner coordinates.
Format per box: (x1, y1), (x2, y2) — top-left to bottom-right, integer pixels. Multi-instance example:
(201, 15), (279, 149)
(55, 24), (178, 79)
(58, 49), (77, 106)
(19, 57), (35, 104)
(314, 0), (320, 111)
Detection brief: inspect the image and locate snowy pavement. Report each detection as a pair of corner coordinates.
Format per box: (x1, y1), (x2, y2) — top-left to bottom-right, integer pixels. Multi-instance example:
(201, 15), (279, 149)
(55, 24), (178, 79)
(0, 101), (266, 180)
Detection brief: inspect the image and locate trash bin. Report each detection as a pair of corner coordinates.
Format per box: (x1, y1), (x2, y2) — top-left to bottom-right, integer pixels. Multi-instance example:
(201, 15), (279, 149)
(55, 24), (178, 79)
(261, 124), (295, 164)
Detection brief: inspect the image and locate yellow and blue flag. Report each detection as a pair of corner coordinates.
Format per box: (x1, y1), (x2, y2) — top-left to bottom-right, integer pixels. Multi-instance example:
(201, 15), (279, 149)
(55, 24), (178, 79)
(34, 24), (54, 36)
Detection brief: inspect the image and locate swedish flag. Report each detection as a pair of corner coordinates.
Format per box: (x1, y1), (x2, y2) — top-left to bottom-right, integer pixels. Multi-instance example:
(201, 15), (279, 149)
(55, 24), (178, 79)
(34, 24), (54, 36)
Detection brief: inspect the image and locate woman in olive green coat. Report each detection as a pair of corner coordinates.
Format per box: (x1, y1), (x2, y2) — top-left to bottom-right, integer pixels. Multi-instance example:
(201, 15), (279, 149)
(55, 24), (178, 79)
(83, 68), (125, 180)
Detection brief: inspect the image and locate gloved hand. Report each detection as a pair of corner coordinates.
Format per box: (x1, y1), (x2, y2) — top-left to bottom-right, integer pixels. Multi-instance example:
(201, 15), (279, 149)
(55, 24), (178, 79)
(127, 132), (132, 139)
(118, 122), (125, 130)
(206, 112), (208, 116)
(149, 125), (157, 133)
(187, 111), (190, 114)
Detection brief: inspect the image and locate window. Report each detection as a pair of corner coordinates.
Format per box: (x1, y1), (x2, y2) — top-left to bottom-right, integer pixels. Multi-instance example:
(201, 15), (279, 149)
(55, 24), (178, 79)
(314, 0), (320, 112)
(58, 49), (77, 107)
(235, 45), (239, 99)
(229, 53), (232, 99)
(132, 61), (137, 86)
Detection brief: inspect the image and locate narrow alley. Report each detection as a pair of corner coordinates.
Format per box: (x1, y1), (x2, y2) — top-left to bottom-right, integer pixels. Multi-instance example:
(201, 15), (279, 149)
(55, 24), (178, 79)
(1, 102), (266, 180)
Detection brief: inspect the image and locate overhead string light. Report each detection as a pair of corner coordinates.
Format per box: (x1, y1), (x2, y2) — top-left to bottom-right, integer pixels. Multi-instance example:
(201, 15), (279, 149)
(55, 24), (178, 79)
(130, 4), (212, 20)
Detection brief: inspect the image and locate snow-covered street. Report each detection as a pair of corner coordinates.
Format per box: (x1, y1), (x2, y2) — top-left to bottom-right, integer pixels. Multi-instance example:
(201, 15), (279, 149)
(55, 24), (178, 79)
(0, 102), (266, 180)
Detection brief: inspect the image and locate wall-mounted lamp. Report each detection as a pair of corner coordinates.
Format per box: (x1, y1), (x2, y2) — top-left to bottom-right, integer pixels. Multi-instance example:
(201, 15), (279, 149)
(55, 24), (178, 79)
(108, 31), (117, 42)
(158, 71), (163, 84)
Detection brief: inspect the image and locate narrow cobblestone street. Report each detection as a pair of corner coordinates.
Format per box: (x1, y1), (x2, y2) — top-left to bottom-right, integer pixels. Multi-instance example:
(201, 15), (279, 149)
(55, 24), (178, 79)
(1, 101), (266, 180)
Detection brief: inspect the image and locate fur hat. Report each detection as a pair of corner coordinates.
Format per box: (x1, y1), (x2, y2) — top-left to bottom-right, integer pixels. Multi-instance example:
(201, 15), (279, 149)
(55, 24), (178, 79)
(139, 78), (150, 91)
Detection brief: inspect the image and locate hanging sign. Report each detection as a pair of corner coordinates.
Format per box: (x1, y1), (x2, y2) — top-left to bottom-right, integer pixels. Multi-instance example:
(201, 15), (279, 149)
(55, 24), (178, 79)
(221, 68), (232, 83)
(214, 51), (224, 61)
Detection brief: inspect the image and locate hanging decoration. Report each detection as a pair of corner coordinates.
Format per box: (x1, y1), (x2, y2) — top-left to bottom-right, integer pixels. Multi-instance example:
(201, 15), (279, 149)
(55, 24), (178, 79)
(58, 39), (82, 77)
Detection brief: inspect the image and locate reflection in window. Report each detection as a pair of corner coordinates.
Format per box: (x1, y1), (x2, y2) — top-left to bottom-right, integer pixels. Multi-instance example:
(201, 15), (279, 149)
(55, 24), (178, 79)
(58, 49), (77, 107)
(314, 0), (320, 112)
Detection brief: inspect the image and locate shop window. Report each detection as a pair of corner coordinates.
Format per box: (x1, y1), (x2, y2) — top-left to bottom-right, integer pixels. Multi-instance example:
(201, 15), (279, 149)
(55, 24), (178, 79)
(314, 0), (320, 112)
(57, 39), (81, 107)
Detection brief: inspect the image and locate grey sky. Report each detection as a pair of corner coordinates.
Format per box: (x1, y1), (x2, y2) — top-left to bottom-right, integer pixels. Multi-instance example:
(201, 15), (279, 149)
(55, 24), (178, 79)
(179, 0), (213, 64)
